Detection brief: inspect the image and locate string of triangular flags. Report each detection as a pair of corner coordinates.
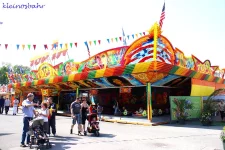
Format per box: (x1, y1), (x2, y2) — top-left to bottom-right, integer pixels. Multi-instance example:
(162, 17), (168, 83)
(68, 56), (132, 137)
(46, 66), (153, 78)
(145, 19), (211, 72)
(0, 31), (147, 50)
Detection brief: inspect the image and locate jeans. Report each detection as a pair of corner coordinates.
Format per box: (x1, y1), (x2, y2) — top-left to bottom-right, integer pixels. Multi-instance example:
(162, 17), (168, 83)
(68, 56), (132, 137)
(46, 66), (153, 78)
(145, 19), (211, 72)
(5, 106), (9, 114)
(48, 118), (56, 135)
(21, 117), (32, 145)
(97, 113), (102, 120)
(0, 105), (4, 114)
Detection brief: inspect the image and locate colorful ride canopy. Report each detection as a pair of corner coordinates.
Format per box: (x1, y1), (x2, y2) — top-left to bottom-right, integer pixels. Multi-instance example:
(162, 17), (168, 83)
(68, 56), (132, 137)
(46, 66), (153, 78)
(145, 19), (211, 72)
(7, 23), (225, 92)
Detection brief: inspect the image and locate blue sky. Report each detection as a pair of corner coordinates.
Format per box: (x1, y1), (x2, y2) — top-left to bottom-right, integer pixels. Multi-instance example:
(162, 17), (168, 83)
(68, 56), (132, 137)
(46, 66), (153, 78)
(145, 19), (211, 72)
(0, 0), (225, 69)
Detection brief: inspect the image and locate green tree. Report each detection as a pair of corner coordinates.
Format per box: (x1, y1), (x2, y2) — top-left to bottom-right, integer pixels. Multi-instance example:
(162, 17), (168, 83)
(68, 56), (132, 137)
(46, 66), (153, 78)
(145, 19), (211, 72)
(0, 66), (9, 84)
(0, 63), (31, 84)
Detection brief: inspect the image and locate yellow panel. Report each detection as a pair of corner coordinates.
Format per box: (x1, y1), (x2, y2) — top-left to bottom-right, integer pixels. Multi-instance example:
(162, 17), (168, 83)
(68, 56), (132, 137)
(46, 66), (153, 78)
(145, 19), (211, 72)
(175, 67), (186, 75)
(193, 72), (202, 79)
(132, 62), (151, 74)
(68, 74), (75, 81)
(191, 85), (215, 96)
(95, 69), (105, 78)
(48, 77), (55, 83)
(33, 80), (38, 86)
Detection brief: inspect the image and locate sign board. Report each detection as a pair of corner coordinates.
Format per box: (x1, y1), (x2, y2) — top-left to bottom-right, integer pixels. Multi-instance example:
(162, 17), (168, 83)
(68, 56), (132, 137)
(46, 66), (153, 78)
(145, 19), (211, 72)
(170, 96), (202, 121)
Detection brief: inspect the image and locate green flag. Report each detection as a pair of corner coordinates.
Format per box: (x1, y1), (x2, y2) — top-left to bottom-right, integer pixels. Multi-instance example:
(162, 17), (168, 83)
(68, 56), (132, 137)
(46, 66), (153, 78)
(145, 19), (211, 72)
(94, 40), (97, 45)
(70, 43), (73, 48)
(28, 44), (31, 50)
(115, 37), (118, 42)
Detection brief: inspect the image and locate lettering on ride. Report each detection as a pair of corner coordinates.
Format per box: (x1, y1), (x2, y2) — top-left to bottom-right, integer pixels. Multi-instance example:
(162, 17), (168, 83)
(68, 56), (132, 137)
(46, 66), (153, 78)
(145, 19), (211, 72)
(197, 63), (212, 75)
(36, 64), (57, 79)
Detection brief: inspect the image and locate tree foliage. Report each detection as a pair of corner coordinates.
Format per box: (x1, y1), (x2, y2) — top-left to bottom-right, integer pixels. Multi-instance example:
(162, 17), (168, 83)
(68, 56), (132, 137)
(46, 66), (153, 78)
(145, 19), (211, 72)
(0, 62), (31, 85)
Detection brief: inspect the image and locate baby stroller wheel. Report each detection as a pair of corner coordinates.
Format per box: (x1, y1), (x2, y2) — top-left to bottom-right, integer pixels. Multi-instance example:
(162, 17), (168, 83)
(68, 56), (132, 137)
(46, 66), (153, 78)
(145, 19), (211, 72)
(46, 142), (52, 149)
(94, 131), (100, 137)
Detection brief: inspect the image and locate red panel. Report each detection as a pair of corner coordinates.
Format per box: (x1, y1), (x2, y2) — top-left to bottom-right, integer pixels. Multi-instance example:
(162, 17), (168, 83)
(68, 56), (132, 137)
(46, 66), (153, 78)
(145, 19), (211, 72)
(80, 72), (88, 80)
(112, 66), (125, 76)
(104, 68), (115, 77)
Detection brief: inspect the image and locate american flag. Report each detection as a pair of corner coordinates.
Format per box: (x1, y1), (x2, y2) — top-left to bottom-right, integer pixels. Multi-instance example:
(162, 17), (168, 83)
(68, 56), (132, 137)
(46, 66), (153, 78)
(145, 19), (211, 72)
(159, 2), (165, 28)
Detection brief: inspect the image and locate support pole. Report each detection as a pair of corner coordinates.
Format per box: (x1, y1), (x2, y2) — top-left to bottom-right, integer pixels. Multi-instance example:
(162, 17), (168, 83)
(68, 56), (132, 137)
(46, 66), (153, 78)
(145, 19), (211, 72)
(153, 22), (158, 71)
(76, 88), (79, 98)
(146, 82), (152, 121)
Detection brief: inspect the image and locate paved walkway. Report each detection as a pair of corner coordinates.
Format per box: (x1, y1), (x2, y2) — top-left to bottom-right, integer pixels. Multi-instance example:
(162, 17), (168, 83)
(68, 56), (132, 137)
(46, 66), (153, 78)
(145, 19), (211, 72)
(0, 109), (224, 150)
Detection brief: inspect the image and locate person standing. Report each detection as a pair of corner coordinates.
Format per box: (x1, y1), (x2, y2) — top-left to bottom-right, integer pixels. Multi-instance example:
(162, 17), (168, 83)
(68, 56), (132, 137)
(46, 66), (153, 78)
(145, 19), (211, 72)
(37, 102), (49, 135)
(70, 98), (82, 135)
(4, 97), (10, 115)
(97, 103), (103, 121)
(47, 97), (57, 136)
(20, 93), (38, 147)
(218, 101), (225, 121)
(0, 96), (5, 114)
(81, 99), (89, 135)
(13, 98), (19, 115)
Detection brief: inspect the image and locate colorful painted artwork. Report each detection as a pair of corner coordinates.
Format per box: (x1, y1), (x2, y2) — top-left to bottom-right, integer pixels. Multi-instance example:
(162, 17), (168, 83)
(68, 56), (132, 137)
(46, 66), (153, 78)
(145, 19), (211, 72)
(174, 48), (195, 70)
(59, 59), (79, 75)
(88, 78), (114, 87)
(106, 76), (132, 86)
(121, 74), (143, 86)
(157, 37), (175, 64)
(131, 72), (168, 84)
(152, 75), (180, 86)
(36, 63), (58, 79)
(192, 55), (218, 75)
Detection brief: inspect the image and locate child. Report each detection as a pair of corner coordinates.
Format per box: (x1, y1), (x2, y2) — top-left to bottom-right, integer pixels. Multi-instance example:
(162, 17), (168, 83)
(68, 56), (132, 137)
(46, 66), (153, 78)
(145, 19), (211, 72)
(91, 117), (99, 130)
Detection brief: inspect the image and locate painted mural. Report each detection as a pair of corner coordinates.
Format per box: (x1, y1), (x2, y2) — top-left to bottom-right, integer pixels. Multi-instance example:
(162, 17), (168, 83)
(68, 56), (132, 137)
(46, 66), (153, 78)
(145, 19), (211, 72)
(192, 55), (218, 75)
(131, 72), (168, 84)
(174, 48), (195, 70)
(152, 74), (180, 86)
(36, 62), (58, 79)
(59, 59), (79, 75)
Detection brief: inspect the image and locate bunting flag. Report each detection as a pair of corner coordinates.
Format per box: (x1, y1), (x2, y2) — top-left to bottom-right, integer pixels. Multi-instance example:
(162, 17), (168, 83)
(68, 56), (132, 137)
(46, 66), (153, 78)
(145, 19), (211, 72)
(115, 37), (118, 42)
(84, 41), (90, 58)
(16, 44), (19, 50)
(89, 41), (92, 46)
(33, 45), (36, 50)
(22, 44), (25, 50)
(44, 44), (48, 50)
(0, 30), (148, 50)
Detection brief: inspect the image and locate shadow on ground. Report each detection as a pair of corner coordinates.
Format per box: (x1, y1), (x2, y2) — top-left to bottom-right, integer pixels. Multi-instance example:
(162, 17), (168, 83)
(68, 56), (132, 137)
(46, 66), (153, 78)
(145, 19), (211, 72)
(0, 133), (14, 136)
(88, 133), (116, 138)
(49, 135), (81, 149)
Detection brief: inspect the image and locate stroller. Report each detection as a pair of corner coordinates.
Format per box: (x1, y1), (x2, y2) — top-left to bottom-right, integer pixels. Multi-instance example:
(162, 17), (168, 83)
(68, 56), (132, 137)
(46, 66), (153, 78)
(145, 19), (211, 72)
(87, 113), (100, 137)
(28, 118), (51, 150)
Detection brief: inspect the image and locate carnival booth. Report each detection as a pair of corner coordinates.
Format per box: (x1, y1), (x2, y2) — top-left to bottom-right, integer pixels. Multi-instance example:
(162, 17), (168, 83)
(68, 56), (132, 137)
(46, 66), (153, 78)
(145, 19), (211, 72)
(7, 23), (225, 121)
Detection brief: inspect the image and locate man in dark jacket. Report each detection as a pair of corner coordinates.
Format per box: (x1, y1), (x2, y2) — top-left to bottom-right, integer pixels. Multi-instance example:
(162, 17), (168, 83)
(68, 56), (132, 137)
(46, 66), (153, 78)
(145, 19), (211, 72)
(0, 96), (5, 114)
(47, 97), (57, 136)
